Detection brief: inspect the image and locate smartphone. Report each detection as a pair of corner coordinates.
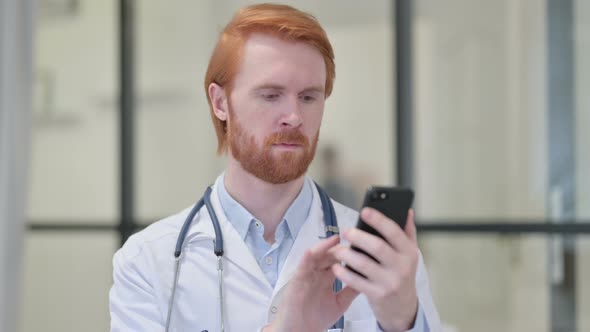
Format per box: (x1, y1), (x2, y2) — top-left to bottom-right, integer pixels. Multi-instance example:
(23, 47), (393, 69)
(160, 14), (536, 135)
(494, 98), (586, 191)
(348, 186), (415, 276)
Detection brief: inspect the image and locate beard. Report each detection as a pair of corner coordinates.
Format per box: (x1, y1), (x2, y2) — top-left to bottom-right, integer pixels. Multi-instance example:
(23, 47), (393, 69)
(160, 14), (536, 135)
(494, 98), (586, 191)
(227, 112), (319, 184)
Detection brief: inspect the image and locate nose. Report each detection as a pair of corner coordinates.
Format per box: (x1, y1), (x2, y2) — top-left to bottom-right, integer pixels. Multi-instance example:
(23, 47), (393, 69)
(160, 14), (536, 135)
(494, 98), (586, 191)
(280, 97), (303, 128)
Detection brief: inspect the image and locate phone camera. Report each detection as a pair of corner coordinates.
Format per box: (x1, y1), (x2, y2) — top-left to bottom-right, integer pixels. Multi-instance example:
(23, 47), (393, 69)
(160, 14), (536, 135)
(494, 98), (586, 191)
(371, 191), (388, 200)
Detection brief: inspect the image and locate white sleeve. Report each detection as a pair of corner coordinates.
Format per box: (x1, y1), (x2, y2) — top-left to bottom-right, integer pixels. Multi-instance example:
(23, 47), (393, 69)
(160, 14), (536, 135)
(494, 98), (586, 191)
(109, 247), (165, 332)
(414, 251), (442, 331)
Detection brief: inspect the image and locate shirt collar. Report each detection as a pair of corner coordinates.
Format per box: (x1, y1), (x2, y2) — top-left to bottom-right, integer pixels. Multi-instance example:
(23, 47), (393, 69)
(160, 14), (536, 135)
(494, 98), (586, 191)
(282, 178), (312, 239)
(215, 173), (313, 240)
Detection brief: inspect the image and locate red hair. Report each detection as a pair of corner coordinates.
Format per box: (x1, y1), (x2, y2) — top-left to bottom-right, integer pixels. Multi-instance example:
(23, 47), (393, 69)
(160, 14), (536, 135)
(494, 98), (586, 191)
(204, 3), (335, 154)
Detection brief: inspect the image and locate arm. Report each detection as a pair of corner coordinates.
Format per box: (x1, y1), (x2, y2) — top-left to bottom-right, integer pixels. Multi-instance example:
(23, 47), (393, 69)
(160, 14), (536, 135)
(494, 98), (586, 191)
(109, 248), (165, 332)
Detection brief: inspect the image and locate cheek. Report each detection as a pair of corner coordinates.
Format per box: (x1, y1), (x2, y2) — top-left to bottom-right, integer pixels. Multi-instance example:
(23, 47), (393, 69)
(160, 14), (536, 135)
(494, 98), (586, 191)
(304, 108), (324, 132)
(245, 120), (274, 144)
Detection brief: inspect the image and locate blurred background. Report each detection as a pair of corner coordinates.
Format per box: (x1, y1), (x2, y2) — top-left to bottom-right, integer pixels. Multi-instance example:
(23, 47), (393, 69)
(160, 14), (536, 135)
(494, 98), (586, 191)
(1, 0), (589, 331)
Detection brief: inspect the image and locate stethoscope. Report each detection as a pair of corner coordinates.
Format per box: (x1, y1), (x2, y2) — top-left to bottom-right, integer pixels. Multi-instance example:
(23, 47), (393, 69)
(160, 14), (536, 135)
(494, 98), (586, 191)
(165, 183), (344, 332)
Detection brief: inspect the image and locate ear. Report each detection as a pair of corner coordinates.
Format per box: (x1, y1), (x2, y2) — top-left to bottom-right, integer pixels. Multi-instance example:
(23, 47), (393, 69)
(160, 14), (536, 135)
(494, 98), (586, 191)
(208, 83), (229, 121)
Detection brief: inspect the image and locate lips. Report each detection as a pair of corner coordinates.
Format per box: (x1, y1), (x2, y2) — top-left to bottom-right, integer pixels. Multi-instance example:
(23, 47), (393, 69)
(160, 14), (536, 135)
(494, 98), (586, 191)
(273, 143), (303, 150)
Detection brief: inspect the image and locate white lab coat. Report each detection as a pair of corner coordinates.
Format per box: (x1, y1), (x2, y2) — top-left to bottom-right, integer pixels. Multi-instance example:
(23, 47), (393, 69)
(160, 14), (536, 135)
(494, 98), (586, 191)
(109, 180), (441, 331)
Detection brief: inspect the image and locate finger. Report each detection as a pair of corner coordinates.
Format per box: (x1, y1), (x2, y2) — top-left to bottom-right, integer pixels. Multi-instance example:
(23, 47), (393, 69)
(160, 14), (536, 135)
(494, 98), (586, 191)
(360, 208), (412, 252)
(310, 235), (340, 257)
(342, 228), (401, 267)
(331, 263), (380, 298)
(303, 236), (340, 271)
(335, 286), (360, 310)
(316, 253), (339, 270)
(405, 209), (418, 244)
(330, 246), (383, 281)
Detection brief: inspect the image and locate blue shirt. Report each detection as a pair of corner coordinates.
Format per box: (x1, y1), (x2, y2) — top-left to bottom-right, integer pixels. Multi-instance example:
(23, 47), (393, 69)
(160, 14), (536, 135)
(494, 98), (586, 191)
(216, 174), (312, 288)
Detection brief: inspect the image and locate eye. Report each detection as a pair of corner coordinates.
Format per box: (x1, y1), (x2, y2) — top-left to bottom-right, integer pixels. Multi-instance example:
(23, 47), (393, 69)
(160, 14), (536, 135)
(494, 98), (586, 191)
(300, 95), (316, 103)
(262, 93), (280, 101)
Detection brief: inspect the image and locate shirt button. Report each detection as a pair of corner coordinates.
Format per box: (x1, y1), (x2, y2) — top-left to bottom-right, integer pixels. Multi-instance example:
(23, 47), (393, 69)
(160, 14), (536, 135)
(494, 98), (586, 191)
(271, 306), (278, 314)
(265, 256), (273, 265)
(255, 221), (261, 228)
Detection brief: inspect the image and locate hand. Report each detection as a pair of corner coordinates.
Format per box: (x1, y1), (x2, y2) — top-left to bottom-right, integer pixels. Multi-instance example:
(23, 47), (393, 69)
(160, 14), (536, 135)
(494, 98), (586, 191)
(263, 235), (359, 332)
(330, 208), (419, 332)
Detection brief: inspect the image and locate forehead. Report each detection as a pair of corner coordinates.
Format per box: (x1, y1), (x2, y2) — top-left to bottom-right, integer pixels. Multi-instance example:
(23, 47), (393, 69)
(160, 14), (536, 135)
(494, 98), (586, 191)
(232, 33), (327, 91)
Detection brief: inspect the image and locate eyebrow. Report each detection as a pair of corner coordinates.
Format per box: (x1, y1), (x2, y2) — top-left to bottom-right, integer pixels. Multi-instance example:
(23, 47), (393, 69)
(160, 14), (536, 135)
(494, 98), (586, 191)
(252, 84), (325, 94)
(301, 86), (325, 94)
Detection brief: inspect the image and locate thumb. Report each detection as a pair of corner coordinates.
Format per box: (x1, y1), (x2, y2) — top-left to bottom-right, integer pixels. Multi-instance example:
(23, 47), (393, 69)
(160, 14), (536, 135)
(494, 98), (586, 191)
(405, 209), (417, 244)
(335, 285), (360, 310)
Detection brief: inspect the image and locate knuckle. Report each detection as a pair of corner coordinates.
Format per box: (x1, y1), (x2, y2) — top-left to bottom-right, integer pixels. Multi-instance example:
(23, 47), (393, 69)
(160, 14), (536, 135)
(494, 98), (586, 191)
(406, 248), (419, 263)
(409, 249), (420, 265)
(375, 240), (390, 253)
(384, 228), (400, 244)
(386, 279), (402, 296)
(333, 246), (345, 257)
(409, 245), (419, 257)
(375, 289), (388, 302)
(399, 265), (413, 280)
(357, 257), (371, 271)
(347, 228), (359, 240)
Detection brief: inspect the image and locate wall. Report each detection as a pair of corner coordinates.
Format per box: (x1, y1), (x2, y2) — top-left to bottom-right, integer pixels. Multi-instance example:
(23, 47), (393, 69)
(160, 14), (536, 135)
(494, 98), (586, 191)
(414, 0), (550, 331)
(23, 2), (118, 329)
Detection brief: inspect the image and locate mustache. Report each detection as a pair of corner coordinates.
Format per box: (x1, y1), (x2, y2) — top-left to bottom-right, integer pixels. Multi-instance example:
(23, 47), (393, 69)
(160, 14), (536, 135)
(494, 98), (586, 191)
(264, 129), (309, 146)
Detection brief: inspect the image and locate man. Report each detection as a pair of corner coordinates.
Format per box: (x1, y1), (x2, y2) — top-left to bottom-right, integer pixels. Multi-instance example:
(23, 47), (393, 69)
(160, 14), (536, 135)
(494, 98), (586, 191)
(110, 3), (441, 332)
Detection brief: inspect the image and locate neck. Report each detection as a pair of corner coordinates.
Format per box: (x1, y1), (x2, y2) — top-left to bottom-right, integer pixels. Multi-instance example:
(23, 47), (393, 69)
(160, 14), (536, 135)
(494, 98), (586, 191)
(224, 157), (305, 242)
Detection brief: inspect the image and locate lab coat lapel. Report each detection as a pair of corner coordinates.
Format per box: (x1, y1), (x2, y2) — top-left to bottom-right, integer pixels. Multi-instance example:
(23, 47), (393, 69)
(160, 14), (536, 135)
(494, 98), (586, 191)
(272, 183), (326, 298)
(208, 184), (272, 289)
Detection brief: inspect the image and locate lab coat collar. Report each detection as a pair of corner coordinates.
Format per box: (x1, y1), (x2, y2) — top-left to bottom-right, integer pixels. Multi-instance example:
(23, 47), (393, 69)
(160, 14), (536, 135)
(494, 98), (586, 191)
(183, 183), (273, 292)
